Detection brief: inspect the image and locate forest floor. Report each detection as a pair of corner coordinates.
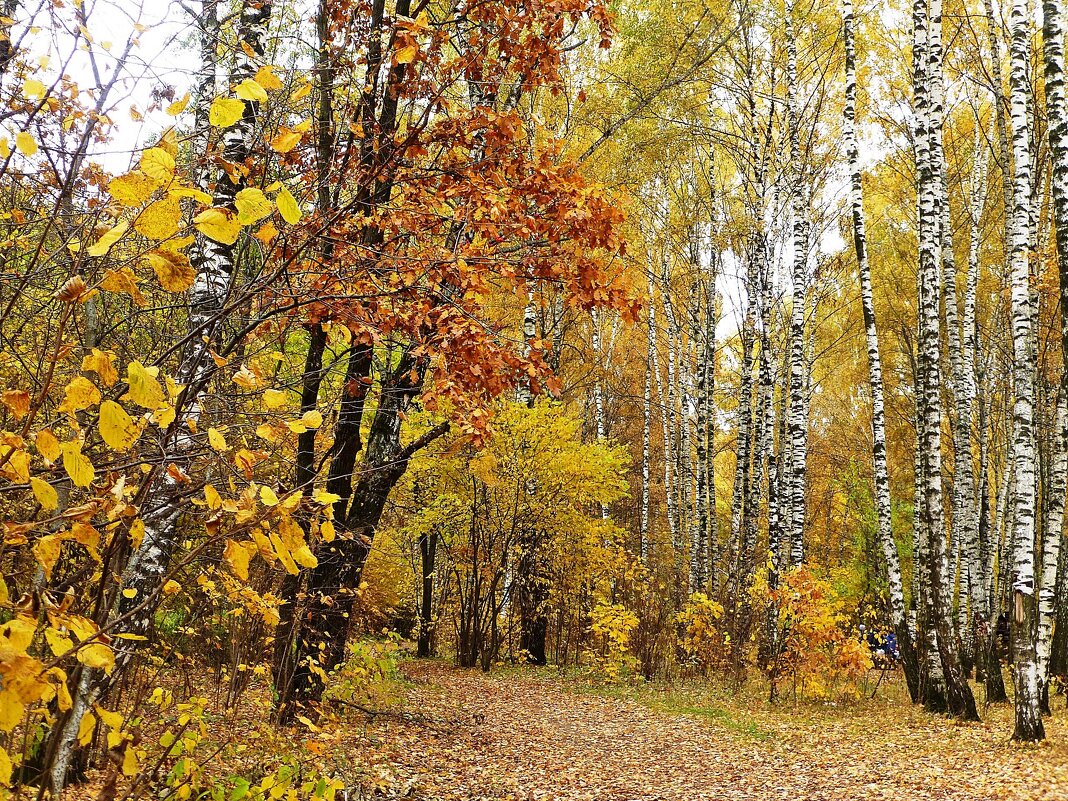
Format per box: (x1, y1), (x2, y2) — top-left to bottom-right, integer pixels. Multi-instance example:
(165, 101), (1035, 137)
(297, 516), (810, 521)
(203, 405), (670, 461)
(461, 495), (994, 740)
(338, 660), (1068, 800)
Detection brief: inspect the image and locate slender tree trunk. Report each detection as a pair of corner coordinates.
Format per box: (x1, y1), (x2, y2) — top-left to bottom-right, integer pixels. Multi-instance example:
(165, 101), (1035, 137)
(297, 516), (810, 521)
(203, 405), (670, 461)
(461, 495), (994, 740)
(518, 292), (538, 407)
(663, 272), (683, 558)
(1005, 0), (1044, 740)
(915, 0), (980, 721)
(641, 290), (653, 564)
(1037, 392), (1066, 708)
(417, 530), (439, 658)
(785, 0), (809, 568)
(1041, 0), (1068, 716)
(691, 236), (713, 590)
(843, 0), (919, 701)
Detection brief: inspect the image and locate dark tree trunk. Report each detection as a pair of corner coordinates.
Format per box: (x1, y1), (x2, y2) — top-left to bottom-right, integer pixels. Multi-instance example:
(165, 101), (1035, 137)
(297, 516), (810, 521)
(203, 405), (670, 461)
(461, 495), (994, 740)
(417, 529), (438, 658)
(276, 352), (447, 721)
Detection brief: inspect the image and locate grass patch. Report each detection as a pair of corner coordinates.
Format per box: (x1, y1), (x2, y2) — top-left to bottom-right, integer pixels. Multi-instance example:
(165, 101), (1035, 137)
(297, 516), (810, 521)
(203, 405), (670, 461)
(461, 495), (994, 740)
(562, 677), (771, 742)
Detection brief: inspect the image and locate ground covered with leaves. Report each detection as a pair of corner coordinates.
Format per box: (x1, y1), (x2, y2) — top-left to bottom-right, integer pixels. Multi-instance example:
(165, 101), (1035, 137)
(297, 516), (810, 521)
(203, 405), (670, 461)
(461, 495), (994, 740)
(340, 661), (1068, 800)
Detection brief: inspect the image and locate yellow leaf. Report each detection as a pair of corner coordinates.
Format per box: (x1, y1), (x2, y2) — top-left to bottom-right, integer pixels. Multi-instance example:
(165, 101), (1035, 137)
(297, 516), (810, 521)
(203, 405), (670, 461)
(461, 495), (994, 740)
(59, 376), (101, 413)
(145, 249), (195, 292)
(15, 131), (37, 156)
(61, 441), (94, 488)
(99, 400), (140, 451)
(168, 185), (212, 203)
(394, 43), (418, 63)
(292, 81), (311, 101)
(254, 65), (282, 90)
(204, 485), (222, 510)
(23, 78), (46, 99)
(209, 96), (245, 127)
(262, 389), (286, 409)
(82, 349), (118, 387)
(30, 477), (58, 510)
(223, 539), (251, 581)
(235, 187), (273, 224)
(80, 350), (118, 388)
(70, 521), (99, 554)
(134, 195), (181, 240)
(260, 486), (279, 506)
(152, 404), (176, 428)
(36, 429), (61, 462)
(140, 147), (175, 182)
(301, 410), (323, 428)
(45, 627), (74, 656)
(276, 186), (301, 224)
(208, 427), (228, 452)
(78, 643), (115, 673)
(0, 616), (34, 654)
(1, 389), (29, 418)
(108, 171), (156, 206)
(0, 446), (29, 482)
(121, 744), (138, 777)
(129, 518), (145, 549)
(34, 533), (61, 579)
(232, 367), (259, 389)
(320, 520), (335, 542)
(270, 128), (302, 153)
(50, 668), (72, 711)
(0, 138), (9, 158)
(87, 221), (129, 257)
(166, 93), (190, 115)
(0, 745), (11, 785)
(77, 711), (96, 745)
(256, 424), (277, 441)
(235, 78), (268, 102)
(194, 207), (242, 245)
(100, 266), (147, 306)
(313, 489), (341, 506)
(163, 579), (180, 595)
(0, 691), (25, 732)
(269, 530), (299, 575)
(94, 705), (123, 742)
(125, 362), (165, 409)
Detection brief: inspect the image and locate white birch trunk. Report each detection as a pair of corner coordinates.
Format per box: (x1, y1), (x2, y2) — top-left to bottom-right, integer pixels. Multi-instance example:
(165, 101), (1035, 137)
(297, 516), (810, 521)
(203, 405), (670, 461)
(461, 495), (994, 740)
(843, 0), (914, 691)
(1006, 0), (1045, 739)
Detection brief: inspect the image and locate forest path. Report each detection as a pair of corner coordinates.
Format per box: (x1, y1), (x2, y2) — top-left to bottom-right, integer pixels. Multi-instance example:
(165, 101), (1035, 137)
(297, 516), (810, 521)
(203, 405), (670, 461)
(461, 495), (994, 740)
(353, 661), (1068, 800)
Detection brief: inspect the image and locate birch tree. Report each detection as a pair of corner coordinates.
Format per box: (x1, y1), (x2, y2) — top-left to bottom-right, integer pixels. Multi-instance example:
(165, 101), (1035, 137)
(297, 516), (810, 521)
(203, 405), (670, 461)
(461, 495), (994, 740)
(842, 0), (919, 701)
(1006, 0), (1045, 741)
(914, 0), (979, 721)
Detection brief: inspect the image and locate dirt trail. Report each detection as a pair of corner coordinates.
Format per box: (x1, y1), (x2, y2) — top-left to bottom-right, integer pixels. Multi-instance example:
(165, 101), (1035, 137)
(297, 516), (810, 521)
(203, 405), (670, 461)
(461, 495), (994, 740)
(353, 662), (1068, 800)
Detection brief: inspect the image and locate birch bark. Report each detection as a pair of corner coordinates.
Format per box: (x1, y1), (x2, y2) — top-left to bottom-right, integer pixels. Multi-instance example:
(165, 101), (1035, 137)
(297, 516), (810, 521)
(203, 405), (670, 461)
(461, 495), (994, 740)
(1006, 0), (1045, 740)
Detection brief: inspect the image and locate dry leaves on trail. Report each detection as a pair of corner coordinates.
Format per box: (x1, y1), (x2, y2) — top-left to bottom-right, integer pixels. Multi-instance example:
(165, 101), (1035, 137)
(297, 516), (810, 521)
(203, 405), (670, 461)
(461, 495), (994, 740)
(347, 662), (1068, 800)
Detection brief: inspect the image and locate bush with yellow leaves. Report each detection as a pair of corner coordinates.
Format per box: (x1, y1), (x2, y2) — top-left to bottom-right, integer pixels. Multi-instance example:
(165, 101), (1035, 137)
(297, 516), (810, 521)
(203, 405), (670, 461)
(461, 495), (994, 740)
(676, 593), (727, 674)
(757, 567), (873, 701)
(588, 602), (640, 681)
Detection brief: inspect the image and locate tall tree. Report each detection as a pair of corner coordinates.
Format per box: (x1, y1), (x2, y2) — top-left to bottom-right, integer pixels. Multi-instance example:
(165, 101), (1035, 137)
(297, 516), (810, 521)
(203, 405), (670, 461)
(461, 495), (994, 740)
(842, 0), (919, 702)
(914, 0), (979, 721)
(1006, 0), (1045, 741)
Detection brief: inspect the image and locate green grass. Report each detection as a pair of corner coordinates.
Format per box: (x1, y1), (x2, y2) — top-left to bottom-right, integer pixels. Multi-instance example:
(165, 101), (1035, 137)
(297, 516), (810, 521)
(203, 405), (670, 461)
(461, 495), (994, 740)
(560, 675), (771, 742)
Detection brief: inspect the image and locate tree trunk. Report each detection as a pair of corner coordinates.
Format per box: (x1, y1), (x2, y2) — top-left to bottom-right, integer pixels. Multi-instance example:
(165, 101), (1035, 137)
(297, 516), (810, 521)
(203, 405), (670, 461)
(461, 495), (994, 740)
(1006, 0), (1045, 740)
(914, 0), (979, 721)
(1041, 0), (1068, 717)
(843, 0), (919, 702)
(641, 273), (653, 564)
(785, 0), (809, 568)
(417, 529), (439, 658)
